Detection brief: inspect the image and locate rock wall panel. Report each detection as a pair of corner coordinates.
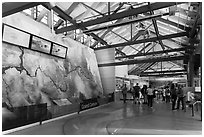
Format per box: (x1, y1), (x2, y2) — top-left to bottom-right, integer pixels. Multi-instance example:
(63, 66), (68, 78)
(2, 14), (103, 108)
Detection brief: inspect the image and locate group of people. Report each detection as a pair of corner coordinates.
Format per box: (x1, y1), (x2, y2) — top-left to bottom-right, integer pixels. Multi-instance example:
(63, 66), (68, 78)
(121, 83), (155, 108)
(169, 83), (186, 110)
(121, 83), (186, 110)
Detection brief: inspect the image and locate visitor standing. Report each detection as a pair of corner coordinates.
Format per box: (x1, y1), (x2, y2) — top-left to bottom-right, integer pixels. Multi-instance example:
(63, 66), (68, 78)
(170, 84), (177, 110)
(121, 83), (128, 103)
(176, 84), (185, 110)
(147, 85), (154, 108)
(141, 85), (147, 104)
(133, 83), (141, 104)
(165, 86), (171, 103)
(162, 87), (166, 102)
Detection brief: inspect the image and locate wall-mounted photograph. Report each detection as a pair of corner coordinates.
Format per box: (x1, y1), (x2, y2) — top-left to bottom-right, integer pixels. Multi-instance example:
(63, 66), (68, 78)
(51, 43), (67, 58)
(31, 36), (51, 54)
(3, 25), (30, 48)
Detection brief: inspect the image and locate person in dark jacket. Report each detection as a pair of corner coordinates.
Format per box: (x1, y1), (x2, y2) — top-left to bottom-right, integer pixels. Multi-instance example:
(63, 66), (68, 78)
(176, 84), (185, 110)
(133, 83), (141, 104)
(141, 85), (147, 104)
(121, 83), (128, 103)
(170, 84), (177, 110)
(165, 86), (171, 103)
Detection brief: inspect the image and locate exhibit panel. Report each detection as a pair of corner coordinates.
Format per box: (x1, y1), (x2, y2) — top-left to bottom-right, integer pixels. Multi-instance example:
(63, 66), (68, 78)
(2, 13), (106, 130)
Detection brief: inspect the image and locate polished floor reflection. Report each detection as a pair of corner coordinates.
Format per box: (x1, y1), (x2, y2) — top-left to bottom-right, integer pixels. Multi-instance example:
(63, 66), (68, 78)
(7, 100), (202, 135)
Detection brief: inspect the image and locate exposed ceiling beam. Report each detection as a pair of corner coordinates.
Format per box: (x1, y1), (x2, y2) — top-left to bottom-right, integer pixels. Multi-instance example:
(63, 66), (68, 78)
(84, 13), (169, 33)
(148, 3), (165, 51)
(156, 17), (191, 32)
(90, 3), (129, 48)
(36, 8), (49, 22)
(94, 31), (188, 50)
(116, 47), (187, 59)
(140, 62), (157, 73)
(140, 72), (187, 77)
(54, 2), (80, 30)
(144, 22), (189, 47)
(143, 12), (191, 32)
(56, 2), (182, 33)
(128, 62), (155, 75)
(81, 2), (104, 16)
(2, 2), (42, 17)
(141, 69), (186, 74)
(43, 4), (109, 47)
(98, 55), (187, 67)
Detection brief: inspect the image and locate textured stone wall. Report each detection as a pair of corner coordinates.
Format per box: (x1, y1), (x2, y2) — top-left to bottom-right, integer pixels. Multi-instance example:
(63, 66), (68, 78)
(2, 13), (103, 108)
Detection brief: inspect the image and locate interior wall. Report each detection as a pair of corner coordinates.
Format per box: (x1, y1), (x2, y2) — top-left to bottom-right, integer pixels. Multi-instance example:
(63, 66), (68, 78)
(2, 13), (103, 108)
(115, 65), (128, 78)
(95, 48), (115, 94)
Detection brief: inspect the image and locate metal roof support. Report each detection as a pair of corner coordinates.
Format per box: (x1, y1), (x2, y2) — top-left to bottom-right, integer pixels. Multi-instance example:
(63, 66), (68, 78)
(56, 2), (182, 33)
(145, 42), (158, 53)
(140, 69), (186, 75)
(43, 4), (109, 48)
(90, 3), (125, 48)
(111, 30), (129, 42)
(140, 62), (157, 73)
(144, 13), (191, 32)
(140, 73), (187, 77)
(110, 30), (140, 52)
(148, 2), (165, 51)
(94, 31), (188, 50)
(128, 62), (155, 75)
(115, 47), (187, 59)
(83, 13), (169, 33)
(119, 27), (152, 51)
(98, 55), (187, 67)
(54, 2), (80, 30)
(2, 2), (43, 17)
(81, 3), (104, 16)
(36, 8), (49, 21)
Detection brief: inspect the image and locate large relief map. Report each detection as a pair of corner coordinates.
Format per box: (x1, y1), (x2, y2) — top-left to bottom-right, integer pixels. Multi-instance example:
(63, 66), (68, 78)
(2, 37), (103, 107)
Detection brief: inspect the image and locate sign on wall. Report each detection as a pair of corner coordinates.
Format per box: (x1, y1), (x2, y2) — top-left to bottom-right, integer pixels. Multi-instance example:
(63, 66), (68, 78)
(2, 23), (68, 59)
(3, 25), (30, 48)
(31, 36), (52, 54)
(79, 98), (99, 112)
(52, 43), (67, 58)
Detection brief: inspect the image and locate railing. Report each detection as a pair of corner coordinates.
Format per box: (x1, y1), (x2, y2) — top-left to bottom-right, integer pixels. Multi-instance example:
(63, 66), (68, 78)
(2, 103), (48, 131)
(190, 100), (202, 121)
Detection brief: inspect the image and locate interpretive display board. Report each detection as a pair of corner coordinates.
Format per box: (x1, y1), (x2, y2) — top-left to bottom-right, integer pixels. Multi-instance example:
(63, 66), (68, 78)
(2, 23), (68, 59)
(31, 36), (52, 54)
(79, 98), (99, 112)
(52, 43), (67, 58)
(3, 25), (30, 48)
(2, 13), (103, 131)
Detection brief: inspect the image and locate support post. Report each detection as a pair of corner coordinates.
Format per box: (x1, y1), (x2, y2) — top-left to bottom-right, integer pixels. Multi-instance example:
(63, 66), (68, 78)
(187, 54), (194, 87)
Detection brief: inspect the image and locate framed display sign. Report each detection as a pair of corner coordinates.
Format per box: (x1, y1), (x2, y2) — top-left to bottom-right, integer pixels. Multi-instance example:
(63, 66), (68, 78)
(30, 36), (52, 54)
(3, 24), (68, 59)
(51, 43), (67, 58)
(2, 24), (30, 48)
